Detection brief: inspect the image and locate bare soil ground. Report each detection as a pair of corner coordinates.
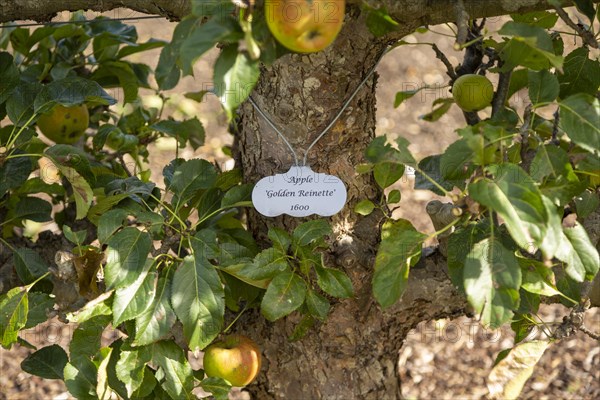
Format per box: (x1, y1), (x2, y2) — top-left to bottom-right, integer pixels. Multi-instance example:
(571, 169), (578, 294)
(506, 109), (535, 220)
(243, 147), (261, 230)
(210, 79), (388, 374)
(1, 9), (599, 400)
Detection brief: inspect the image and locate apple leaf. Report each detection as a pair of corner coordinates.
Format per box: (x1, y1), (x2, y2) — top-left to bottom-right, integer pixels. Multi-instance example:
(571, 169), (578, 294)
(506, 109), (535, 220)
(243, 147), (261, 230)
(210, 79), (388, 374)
(171, 255), (224, 351)
(315, 266), (353, 298)
(213, 44), (260, 121)
(463, 238), (521, 328)
(151, 341), (194, 399)
(559, 93), (600, 155)
(261, 271), (307, 321)
(488, 340), (550, 400)
(21, 344), (68, 380)
(372, 219), (426, 308)
(200, 377), (232, 400)
(134, 269), (177, 346)
(0, 286), (28, 348)
(112, 260), (156, 326)
(104, 227), (152, 290)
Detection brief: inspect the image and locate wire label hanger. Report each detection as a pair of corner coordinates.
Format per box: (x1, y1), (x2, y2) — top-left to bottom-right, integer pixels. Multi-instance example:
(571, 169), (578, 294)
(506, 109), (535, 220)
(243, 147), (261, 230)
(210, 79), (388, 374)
(250, 47), (388, 218)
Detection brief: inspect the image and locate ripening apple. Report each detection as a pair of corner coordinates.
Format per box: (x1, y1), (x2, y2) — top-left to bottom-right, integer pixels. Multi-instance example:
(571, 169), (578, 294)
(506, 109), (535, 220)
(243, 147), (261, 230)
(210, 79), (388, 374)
(265, 0), (345, 53)
(202, 335), (261, 387)
(452, 74), (494, 112)
(37, 104), (89, 144)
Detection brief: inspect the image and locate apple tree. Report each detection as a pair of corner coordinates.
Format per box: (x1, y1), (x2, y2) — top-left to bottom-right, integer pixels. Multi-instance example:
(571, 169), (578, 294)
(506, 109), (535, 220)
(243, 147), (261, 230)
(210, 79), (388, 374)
(1, 0), (599, 399)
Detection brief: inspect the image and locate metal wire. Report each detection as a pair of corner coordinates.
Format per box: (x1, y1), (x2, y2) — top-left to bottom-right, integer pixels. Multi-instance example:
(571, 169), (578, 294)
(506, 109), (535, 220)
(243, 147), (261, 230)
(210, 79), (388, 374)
(1, 15), (165, 29)
(249, 46), (389, 166)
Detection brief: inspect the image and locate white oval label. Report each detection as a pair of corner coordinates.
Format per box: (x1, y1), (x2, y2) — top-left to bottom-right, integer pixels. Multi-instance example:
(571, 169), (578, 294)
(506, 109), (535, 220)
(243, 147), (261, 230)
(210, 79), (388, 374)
(252, 166), (347, 217)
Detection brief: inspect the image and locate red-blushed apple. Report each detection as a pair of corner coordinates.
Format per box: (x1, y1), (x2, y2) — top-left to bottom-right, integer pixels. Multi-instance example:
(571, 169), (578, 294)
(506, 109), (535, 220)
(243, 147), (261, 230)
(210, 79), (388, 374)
(202, 334), (262, 387)
(265, 0), (345, 53)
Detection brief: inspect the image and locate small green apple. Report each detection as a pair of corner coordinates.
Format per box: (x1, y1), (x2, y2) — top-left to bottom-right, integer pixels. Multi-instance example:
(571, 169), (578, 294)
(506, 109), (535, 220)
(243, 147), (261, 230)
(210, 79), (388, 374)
(37, 104), (89, 144)
(265, 0), (345, 53)
(203, 334), (261, 387)
(452, 74), (494, 112)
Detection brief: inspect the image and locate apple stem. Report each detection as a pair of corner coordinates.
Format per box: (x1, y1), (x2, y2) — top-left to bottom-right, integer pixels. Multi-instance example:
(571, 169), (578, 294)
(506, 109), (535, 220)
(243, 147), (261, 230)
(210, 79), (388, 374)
(223, 302), (250, 334)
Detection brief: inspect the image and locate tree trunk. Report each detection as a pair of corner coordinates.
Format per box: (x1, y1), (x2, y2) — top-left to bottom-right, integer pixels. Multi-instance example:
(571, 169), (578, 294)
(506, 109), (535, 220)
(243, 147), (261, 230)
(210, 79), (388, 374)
(233, 11), (468, 398)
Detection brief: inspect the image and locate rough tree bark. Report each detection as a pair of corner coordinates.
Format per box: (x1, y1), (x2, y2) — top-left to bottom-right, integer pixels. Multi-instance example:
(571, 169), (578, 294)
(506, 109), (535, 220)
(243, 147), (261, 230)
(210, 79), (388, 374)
(2, 0), (597, 399)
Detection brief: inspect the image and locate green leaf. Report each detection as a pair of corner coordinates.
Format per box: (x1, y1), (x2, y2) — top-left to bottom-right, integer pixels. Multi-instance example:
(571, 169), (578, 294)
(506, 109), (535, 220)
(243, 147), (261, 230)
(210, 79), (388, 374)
(422, 98), (453, 122)
(394, 89), (419, 108)
(518, 258), (562, 297)
(171, 255), (224, 351)
(497, 22), (563, 71)
(364, 6), (399, 37)
(365, 136), (416, 166)
(469, 164), (548, 251)
(292, 219), (331, 246)
(104, 227), (152, 289)
(64, 358), (98, 400)
(117, 39), (166, 59)
(261, 271), (307, 321)
(558, 221), (600, 282)
(0, 155), (33, 197)
(251, 248), (290, 280)
(374, 162), (405, 189)
(559, 93), (600, 154)
(315, 266), (354, 298)
(34, 77), (116, 113)
(156, 17), (196, 90)
(354, 199), (375, 216)
(387, 189), (401, 204)
(116, 345), (152, 397)
(6, 81), (42, 126)
(415, 154), (463, 194)
(21, 345), (68, 380)
(134, 269), (177, 346)
(0, 287), (28, 348)
(372, 219), (426, 308)
(179, 18), (243, 76)
(13, 197), (52, 222)
(463, 238), (521, 328)
(200, 377), (232, 400)
(440, 138), (476, 180)
(574, 190), (599, 219)
(447, 220), (490, 293)
(511, 11), (558, 28)
(528, 70), (559, 104)
(55, 166), (93, 220)
(24, 293), (54, 328)
(151, 117), (206, 150)
(169, 158), (217, 206)
(488, 340), (550, 400)
(558, 47), (600, 98)
(573, 0), (596, 22)
(112, 260), (156, 325)
(63, 225), (87, 245)
(305, 289), (330, 320)
(70, 315), (111, 362)
(0, 52), (19, 104)
(151, 341), (195, 399)
(97, 208), (128, 244)
(221, 183), (253, 208)
(91, 61), (140, 104)
(213, 45), (260, 120)
(12, 248), (49, 285)
(67, 292), (113, 324)
(268, 227), (291, 253)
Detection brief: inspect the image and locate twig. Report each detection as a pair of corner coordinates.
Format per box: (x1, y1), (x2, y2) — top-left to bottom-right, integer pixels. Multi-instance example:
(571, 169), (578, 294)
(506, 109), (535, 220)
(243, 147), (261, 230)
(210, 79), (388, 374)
(551, 108), (560, 145)
(520, 104), (534, 172)
(454, 0), (469, 47)
(491, 67), (512, 117)
(117, 153), (133, 177)
(431, 43), (457, 80)
(552, 5), (598, 49)
(578, 325), (600, 341)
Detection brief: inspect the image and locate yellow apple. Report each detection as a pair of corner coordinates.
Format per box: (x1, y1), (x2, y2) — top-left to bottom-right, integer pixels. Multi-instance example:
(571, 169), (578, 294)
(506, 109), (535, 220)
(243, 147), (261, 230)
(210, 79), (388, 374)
(265, 0), (345, 53)
(452, 74), (494, 112)
(37, 104), (89, 144)
(202, 335), (261, 387)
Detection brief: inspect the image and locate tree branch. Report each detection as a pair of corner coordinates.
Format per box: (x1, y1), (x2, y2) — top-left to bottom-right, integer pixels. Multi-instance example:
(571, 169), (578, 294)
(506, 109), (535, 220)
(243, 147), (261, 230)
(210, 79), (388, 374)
(0, 0), (593, 26)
